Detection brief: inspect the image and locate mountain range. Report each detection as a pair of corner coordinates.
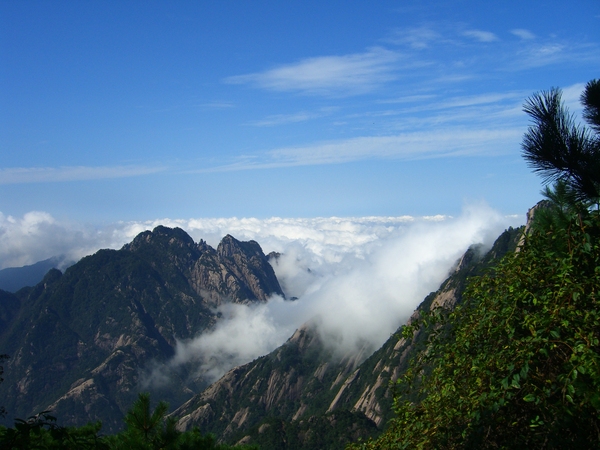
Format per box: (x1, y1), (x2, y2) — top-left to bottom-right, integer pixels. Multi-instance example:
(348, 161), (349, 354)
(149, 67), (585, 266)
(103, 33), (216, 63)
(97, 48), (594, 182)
(0, 226), (283, 431)
(0, 223), (522, 448)
(0, 256), (70, 293)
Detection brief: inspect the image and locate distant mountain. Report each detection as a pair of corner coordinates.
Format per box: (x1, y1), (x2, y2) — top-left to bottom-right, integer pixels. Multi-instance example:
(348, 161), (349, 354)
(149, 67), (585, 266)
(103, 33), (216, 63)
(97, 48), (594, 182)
(0, 256), (68, 293)
(172, 227), (523, 448)
(0, 222), (524, 448)
(0, 226), (284, 433)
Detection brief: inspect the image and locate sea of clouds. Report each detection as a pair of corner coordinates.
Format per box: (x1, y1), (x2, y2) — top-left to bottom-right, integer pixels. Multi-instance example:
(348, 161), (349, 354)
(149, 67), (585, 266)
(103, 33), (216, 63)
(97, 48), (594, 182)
(0, 205), (524, 383)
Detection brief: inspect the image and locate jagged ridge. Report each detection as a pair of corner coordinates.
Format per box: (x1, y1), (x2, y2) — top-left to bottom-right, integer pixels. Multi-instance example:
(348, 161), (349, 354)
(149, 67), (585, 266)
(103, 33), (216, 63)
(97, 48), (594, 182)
(173, 226), (524, 448)
(0, 227), (283, 433)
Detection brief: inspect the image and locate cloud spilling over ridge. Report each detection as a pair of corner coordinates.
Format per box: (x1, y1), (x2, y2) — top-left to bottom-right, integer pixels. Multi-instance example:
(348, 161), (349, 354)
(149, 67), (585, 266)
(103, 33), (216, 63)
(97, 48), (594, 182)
(1, 207), (523, 384)
(161, 204), (522, 383)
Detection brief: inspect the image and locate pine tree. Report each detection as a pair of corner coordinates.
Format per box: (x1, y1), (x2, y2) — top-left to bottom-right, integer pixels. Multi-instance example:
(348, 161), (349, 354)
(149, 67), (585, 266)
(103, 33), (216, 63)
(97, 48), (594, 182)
(521, 80), (600, 206)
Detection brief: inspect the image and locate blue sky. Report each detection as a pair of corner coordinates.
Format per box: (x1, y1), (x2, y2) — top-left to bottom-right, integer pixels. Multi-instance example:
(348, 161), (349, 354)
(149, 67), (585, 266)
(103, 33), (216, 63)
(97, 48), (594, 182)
(1, 0), (599, 223)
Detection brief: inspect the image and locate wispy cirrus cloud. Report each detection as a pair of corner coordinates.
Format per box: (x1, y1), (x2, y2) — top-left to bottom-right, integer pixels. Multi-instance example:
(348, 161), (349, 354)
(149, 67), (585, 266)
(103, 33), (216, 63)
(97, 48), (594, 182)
(560, 83), (587, 114)
(196, 127), (522, 173)
(509, 40), (599, 70)
(377, 94), (437, 104)
(386, 26), (442, 49)
(510, 29), (536, 40)
(189, 85), (535, 173)
(389, 25), (499, 48)
(249, 107), (338, 127)
(510, 42), (577, 70)
(198, 101), (235, 109)
(434, 92), (524, 109)
(224, 47), (400, 96)
(265, 128), (521, 165)
(0, 165), (166, 185)
(462, 29), (499, 42)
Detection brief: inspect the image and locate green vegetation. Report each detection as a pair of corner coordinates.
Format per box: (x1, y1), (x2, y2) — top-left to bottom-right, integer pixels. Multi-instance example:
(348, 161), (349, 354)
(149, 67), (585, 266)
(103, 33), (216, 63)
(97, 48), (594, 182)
(237, 411), (380, 450)
(352, 208), (599, 449)
(0, 393), (258, 449)
(349, 81), (600, 448)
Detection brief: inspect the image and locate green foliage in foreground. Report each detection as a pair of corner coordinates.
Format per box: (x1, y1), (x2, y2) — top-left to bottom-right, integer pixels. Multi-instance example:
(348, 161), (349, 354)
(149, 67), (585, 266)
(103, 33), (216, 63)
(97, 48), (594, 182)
(0, 393), (258, 450)
(235, 410), (380, 450)
(352, 209), (600, 449)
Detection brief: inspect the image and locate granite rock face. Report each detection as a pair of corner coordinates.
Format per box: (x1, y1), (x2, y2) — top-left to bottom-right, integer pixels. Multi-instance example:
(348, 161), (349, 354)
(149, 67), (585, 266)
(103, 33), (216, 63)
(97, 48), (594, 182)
(189, 234), (285, 307)
(172, 226), (524, 446)
(0, 226), (284, 432)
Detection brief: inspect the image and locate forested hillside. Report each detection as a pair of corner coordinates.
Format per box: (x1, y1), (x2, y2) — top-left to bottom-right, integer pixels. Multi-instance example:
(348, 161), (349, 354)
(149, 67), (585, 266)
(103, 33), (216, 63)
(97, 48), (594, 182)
(350, 79), (600, 448)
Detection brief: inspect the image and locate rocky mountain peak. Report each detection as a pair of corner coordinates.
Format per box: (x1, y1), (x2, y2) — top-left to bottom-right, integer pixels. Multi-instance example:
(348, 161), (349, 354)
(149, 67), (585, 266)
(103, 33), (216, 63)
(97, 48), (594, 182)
(207, 234), (285, 302)
(217, 234), (263, 260)
(172, 226), (526, 446)
(124, 226), (197, 253)
(0, 226), (286, 432)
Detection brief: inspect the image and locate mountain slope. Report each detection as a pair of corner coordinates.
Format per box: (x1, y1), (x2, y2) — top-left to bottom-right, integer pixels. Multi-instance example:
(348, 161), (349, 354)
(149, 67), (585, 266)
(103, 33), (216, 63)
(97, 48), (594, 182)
(173, 226), (523, 447)
(0, 256), (67, 293)
(0, 226), (283, 432)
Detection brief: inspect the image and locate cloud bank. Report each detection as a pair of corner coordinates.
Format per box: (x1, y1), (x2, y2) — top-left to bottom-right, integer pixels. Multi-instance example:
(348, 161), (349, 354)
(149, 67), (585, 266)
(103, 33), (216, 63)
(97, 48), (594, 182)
(1, 207), (523, 384)
(0, 212), (424, 270)
(144, 206), (520, 383)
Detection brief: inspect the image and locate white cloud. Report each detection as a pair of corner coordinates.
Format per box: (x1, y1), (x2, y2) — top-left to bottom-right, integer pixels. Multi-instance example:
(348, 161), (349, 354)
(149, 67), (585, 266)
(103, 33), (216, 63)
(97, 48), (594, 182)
(0, 165), (165, 185)
(168, 301), (292, 382)
(0, 213), (434, 271)
(202, 127), (523, 171)
(387, 26), (441, 49)
(161, 204), (523, 382)
(199, 101), (235, 109)
(1, 208), (524, 384)
(224, 47), (400, 96)
(183, 87), (528, 174)
(0, 212), (123, 269)
(249, 107), (338, 127)
(436, 92), (522, 109)
(514, 43), (567, 68)
(510, 29), (536, 40)
(561, 82), (586, 114)
(462, 29), (499, 43)
(378, 94), (437, 104)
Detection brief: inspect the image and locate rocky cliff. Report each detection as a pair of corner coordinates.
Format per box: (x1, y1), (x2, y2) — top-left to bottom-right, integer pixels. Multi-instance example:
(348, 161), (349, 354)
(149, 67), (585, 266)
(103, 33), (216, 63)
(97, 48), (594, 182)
(0, 226), (283, 432)
(172, 226), (523, 448)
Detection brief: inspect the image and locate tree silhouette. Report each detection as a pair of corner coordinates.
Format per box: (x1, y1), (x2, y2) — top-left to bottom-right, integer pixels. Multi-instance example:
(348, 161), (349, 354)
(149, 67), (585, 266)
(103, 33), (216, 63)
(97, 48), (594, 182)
(115, 392), (178, 449)
(521, 79), (600, 206)
(581, 79), (600, 133)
